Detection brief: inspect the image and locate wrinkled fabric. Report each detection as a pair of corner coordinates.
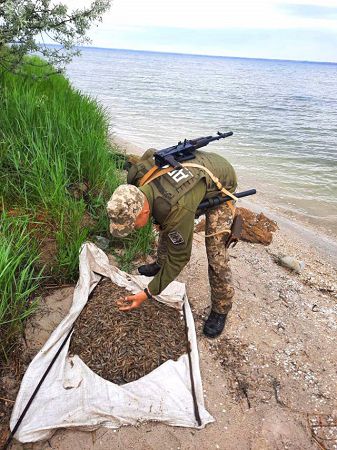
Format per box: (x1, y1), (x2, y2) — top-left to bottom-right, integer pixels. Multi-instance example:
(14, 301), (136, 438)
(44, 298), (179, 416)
(10, 243), (214, 444)
(205, 201), (235, 314)
(147, 181), (206, 295)
(155, 200), (235, 313)
(156, 231), (169, 267)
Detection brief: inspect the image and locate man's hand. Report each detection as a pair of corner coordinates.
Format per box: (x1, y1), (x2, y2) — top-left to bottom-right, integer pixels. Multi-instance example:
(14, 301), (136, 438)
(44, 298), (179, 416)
(117, 290), (148, 311)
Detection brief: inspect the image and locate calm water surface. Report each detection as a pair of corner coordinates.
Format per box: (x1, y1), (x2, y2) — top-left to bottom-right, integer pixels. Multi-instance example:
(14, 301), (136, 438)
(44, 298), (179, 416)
(66, 48), (337, 235)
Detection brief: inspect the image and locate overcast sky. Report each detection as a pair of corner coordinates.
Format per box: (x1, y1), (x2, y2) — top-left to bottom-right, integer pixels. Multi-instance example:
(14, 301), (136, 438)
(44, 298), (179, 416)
(66, 0), (337, 62)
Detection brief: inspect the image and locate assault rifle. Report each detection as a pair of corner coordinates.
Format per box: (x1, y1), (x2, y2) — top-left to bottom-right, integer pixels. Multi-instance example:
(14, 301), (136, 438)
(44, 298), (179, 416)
(154, 131), (233, 168)
(196, 189), (257, 217)
(195, 188), (256, 248)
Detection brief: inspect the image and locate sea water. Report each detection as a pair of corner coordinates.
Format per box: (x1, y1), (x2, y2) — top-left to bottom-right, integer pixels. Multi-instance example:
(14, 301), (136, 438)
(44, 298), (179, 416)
(66, 48), (337, 236)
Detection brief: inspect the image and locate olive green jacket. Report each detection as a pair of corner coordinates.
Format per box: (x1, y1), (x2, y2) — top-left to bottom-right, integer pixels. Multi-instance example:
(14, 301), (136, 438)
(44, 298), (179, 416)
(128, 150), (237, 296)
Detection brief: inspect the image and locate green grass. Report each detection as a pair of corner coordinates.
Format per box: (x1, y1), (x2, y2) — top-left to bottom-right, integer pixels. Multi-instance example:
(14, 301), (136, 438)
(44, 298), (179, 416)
(0, 53), (154, 358)
(0, 55), (125, 279)
(115, 222), (156, 273)
(0, 57), (123, 208)
(0, 213), (43, 359)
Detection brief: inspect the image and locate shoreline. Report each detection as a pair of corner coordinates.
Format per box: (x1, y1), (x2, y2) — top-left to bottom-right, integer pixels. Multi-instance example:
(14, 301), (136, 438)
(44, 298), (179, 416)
(66, 48), (337, 243)
(5, 150), (336, 447)
(2, 137), (336, 450)
(111, 133), (337, 267)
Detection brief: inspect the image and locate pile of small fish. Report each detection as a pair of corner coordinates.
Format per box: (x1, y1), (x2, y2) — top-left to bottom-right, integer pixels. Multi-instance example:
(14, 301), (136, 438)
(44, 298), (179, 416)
(69, 278), (187, 384)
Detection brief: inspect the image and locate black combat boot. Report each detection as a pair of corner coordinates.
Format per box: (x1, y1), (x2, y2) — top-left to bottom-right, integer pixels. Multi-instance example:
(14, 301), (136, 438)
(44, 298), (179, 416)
(203, 310), (228, 338)
(138, 262), (161, 277)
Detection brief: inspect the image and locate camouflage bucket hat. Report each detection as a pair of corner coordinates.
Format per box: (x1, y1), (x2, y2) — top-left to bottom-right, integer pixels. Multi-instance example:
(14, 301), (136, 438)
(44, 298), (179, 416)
(107, 184), (145, 237)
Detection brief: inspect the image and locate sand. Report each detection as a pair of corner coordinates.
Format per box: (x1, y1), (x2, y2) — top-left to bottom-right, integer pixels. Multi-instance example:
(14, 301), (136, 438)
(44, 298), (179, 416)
(4, 137), (337, 450)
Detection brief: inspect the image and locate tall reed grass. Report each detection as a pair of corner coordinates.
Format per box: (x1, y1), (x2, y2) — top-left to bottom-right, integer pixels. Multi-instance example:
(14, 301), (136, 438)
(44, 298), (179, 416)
(0, 54), (154, 358)
(0, 56), (124, 278)
(0, 213), (43, 358)
(116, 221), (155, 273)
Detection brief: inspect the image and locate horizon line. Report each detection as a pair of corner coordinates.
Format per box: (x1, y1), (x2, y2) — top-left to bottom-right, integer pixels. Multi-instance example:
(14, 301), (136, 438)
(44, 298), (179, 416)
(74, 44), (337, 66)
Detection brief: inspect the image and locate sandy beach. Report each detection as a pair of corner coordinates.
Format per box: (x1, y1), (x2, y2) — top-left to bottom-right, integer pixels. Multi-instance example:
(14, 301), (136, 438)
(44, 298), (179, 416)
(4, 137), (337, 450)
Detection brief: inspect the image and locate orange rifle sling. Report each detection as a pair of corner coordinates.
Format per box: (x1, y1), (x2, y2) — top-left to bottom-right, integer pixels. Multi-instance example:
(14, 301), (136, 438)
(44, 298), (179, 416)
(139, 165), (160, 186)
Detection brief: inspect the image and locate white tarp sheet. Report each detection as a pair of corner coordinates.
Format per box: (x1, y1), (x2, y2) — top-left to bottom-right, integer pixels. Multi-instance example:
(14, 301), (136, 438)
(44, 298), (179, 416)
(10, 243), (214, 443)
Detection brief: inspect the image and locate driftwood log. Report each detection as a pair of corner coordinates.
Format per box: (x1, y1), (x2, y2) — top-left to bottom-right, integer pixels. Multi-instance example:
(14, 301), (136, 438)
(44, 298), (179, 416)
(195, 207), (278, 246)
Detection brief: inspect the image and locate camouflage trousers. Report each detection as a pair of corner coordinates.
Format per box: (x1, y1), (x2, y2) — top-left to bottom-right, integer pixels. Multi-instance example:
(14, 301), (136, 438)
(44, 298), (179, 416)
(204, 201), (235, 314)
(156, 201), (235, 315)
